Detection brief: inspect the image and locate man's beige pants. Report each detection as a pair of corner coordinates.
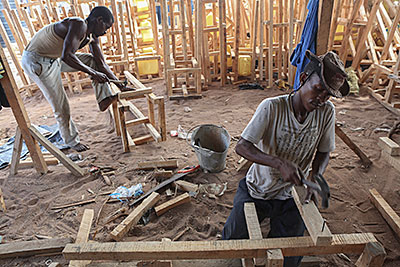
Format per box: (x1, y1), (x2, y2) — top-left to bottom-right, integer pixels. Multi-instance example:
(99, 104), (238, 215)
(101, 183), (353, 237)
(21, 51), (113, 147)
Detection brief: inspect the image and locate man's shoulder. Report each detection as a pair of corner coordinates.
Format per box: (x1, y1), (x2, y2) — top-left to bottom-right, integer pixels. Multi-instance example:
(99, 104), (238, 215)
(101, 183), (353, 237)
(259, 94), (289, 109)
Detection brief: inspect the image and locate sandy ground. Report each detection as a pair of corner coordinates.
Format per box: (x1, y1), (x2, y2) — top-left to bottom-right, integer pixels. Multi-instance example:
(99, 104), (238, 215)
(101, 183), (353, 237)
(0, 80), (399, 266)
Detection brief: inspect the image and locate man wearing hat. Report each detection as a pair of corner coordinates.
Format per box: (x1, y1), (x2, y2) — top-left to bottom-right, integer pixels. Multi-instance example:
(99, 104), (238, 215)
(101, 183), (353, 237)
(222, 50), (349, 267)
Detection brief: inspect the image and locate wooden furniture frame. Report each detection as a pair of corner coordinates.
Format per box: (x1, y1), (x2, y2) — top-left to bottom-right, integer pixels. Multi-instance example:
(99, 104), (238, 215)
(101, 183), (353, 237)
(109, 71), (166, 152)
(0, 46), (85, 177)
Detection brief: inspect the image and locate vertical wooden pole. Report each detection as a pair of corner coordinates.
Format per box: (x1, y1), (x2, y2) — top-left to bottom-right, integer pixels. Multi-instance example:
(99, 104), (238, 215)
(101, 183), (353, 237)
(251, 0), (260, 81)
(219, 0), (227, 85)
(259, 0), (265, 81)
(233, 0), (240, 81)
(268, 0), (273, 87)
(10, 127), (23, 175)
(288, 0), (294, 84)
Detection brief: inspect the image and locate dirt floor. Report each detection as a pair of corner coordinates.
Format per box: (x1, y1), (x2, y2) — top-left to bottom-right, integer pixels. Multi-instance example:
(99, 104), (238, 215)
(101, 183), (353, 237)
(0, 80), (399, 266)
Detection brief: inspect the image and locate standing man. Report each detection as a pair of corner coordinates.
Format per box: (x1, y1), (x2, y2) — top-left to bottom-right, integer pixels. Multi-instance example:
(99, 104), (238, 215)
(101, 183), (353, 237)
(222, 50), (349, 266)
(22, 6), (122, 152)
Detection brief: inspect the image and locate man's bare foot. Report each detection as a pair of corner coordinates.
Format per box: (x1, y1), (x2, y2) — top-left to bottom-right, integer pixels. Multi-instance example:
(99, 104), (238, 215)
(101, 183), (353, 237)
(71, 143), (90, 152)
(99, 94), (118, 112)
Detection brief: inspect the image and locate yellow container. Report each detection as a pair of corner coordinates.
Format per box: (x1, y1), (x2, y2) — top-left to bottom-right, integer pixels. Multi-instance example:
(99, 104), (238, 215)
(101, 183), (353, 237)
(334, 25), (344, 41)
(137, 0), (149, 12)
(138, 14), (150, 20)
(140, 20), (151, 27)
(142, 47), (154, 54)
(206, 13), (213, 26)
(142, 29), (154, 43)
(238, 55), (251, 76)
(137, 59), (159, 75)
(227, 45), (232, 68)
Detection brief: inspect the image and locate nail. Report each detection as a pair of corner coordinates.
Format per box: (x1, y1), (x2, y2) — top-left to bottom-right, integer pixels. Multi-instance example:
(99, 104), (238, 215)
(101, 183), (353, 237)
(321, 220), (326, 232)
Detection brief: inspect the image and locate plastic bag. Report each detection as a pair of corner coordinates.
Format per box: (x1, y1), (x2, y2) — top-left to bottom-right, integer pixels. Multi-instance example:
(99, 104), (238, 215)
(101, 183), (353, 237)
(110, 184), (143, 202)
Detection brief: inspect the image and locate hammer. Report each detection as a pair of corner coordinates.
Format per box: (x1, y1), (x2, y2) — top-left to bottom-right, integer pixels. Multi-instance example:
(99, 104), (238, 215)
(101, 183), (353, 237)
(297, 168), (330, 209)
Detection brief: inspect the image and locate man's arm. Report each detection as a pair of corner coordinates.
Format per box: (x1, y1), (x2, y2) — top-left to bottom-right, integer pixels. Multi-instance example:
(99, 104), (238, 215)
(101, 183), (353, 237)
(89, 36), (119, 81)
(236, 137), (302, 185)
(310, 151), (330, 178)
(61, 20), (108, 83)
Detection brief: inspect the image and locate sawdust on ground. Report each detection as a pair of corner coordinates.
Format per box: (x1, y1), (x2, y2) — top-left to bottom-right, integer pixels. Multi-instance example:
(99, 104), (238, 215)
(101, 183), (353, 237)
(0, 81), (399, 266)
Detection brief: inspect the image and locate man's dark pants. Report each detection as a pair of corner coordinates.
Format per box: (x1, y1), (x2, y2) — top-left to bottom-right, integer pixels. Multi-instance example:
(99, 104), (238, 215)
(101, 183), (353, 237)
(222, 178), (305, 267)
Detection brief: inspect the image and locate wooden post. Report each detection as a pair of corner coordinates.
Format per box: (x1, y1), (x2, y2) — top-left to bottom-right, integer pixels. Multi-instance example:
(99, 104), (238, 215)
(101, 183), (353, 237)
(351, 0), (383, 70)
(355, 242), (386, 267)
(251, 0), (260, 81)
(268, 0), (273, 87)
(316, 0), (334, 55)
(219, 0), (227, 85)
(244, 202), (266, 266)
(233, 0), (241, 81)
(0, 47), (47, 175)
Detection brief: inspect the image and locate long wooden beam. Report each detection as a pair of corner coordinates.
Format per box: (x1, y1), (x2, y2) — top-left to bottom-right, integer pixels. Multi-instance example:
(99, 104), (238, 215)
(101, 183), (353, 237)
(0, 237), (72, 259)
(63, 233), (377, 261)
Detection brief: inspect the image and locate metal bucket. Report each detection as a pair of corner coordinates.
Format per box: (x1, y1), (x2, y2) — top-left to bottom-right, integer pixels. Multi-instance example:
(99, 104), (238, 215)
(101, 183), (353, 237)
(187, 124), (230, 173)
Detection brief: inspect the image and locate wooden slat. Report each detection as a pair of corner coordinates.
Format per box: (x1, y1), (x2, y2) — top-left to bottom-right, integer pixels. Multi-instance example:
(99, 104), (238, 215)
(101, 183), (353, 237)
(369, 188), (400, 238)
(135, 160), (178, 170)
(0, 238), (72, 259)
(29, 125), (85, 177)
(69, 209), (94, 267)
(244, 202), (265, 266)
(154, 192), (191, 216)
(110, 192), (160, 241)
(63, 233), (377, 261)
(378, 137), (400, 156)
(292, 188), (332, 246)
(266, 249), (284, 267)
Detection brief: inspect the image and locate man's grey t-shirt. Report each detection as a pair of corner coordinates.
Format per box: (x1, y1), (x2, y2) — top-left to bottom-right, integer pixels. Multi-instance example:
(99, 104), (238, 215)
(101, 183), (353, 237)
(241, 94), (335, 200)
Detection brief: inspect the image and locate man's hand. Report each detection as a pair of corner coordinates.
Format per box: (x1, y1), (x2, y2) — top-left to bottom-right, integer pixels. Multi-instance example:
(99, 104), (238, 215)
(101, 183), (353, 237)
(91, 70), (109, 83)
(304, 175), (319, 204)
(278, 159), (302, 186)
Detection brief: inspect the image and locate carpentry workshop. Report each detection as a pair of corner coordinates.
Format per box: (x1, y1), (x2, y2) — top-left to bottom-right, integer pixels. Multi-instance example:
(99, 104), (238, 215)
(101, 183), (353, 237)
(0, 0), (400, 266)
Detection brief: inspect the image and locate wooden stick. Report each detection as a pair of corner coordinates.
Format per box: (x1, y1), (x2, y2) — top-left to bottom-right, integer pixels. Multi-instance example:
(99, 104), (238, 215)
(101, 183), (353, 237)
(244, 202), (266, 266)
(378, 137), (400, 156)
(292, 188), (332, 246)
(0, 187), (6, 212)
(63, 233), (378, 261)
(0, 238), (72, 259)
(110, 192), (160, 241)
(69, 209), (94, 267)
(335, 124), (372, 168)
(369, 188), (400, 239)
(154, 192), (191, 216)
(135, 160), (178, 170)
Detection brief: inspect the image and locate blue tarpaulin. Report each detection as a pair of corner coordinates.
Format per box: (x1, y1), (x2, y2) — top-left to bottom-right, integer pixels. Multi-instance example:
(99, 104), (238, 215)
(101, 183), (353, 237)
(0, 124), (69, 170)
(290, 0), (319, 90)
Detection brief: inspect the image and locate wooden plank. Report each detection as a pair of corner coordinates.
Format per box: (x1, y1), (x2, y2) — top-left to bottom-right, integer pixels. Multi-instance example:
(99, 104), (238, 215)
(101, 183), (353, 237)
(0, 237), (72, 259)
(268, 0), (273, 87)
(369, 188), (400, 238)
(292, 188), (332, 246)
(126, 118), (150, 128)
(335, 124), (372, 168)
(266, 249), (284, 267)
(119, 89), (153, 99)
(135, 160), (178, 170)
(110, 192), (160, 241)
(250, 0), (260, 82)
(0, 187), (5, 212)
(69, 209), (94, 267)
(126, 101), (162, 142)
(219, 0), (227, 85)
(0, 47), (47, 175)
(355, 242), (386, 267)
(118, 105), (129, 152)
(63, 233), (377, 261)
(174, 180), (199, 192)
(378, 137), (400, 156)
(244, 202), (265, 266)
(154, 170), (174, 180)
(10, 127), (23, 175)
(18, 158), (59, 168)
(29, 125), (85, 177)
(155, 192), (191, 216)
(381, 150), (400, 173)
(351, 0), (383, 69)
